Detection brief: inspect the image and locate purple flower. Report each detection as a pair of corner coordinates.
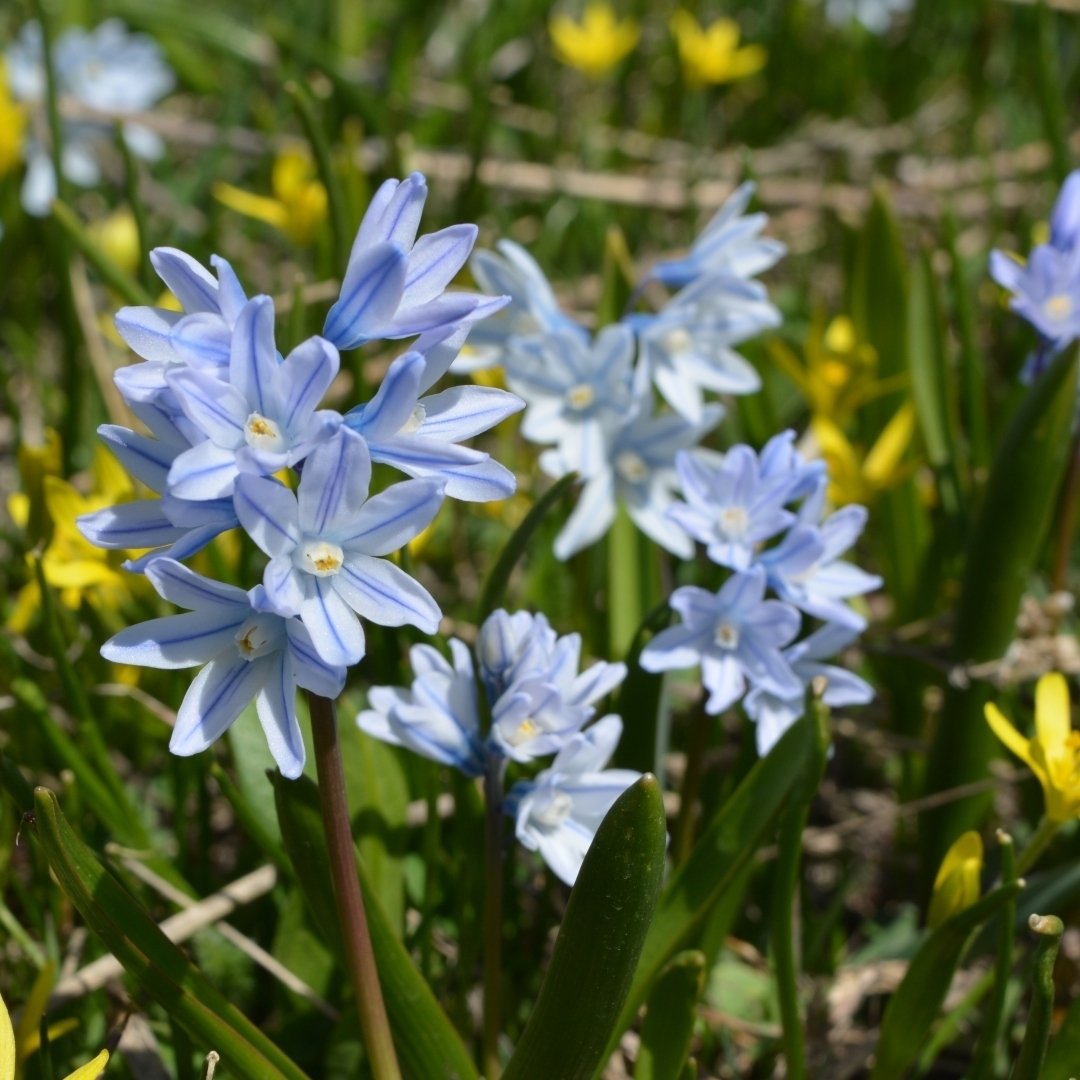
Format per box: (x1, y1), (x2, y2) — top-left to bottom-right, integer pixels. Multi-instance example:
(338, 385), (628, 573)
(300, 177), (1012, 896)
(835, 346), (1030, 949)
(323, 172), (507, 351)
(668, 445), (797, 570)
(165, 296), (341, 500)
(233, 428), (445, 667)
(640, 567), (802, 713)
(507, 716), (641, 885)
(100, 559), (344, 778)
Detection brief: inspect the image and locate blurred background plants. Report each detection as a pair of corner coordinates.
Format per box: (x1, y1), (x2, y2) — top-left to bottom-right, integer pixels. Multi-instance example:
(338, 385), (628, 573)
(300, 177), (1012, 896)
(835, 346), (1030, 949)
(5, 0), (1080, 1077)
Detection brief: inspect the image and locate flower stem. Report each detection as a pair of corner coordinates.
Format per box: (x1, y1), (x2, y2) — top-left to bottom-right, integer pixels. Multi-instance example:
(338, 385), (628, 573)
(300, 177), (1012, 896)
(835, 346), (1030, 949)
(308, 692), (401, 1080)
(482, 755), (506, 1080)
(1014, 815), (1060, 878)
(672, 703), (711, 865)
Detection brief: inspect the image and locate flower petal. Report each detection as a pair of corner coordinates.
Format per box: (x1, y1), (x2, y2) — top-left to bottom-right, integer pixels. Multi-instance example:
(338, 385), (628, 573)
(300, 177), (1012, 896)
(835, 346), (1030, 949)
(171, 655), (268, 755)
(323, 242), (407, 350)
(336, 478), (445, 554)
(300, 577), (366, 666)
(254, 655), (305, 778)
(233, 474), (301, 558)
(335, 554), (442, 633)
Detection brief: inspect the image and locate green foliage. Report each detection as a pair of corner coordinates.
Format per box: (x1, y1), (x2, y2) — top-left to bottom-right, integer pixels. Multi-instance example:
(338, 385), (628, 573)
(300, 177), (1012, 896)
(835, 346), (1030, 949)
(502, 775), (667, 1080)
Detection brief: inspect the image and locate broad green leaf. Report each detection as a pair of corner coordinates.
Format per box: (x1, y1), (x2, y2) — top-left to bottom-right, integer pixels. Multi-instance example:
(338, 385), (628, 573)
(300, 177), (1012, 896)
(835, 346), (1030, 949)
(610, 713), (813, 1050)
(503, 774), (667, 1080)
(921, 346), (1079, 868)
(270, 772), (478, 1080)
(31, 788), (307, 1080)
(636, 952), (705, 1080)
(869, 880), (1023, 1080)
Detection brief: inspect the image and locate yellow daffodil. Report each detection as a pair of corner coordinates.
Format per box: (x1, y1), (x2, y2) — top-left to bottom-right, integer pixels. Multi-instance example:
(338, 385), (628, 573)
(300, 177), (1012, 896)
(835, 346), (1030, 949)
(986, 672), (1080, 824)
(927, 830), (983, 928)
(770, 313), (898, 427)
(811, 401), (917, 506)
(669, 12), (766, 88)
(1, 968), (109, 1080)
(8, 443), (146, 634)
(213, 147), (328, 245)
(549, 3), (639, 78)
(0, 62), (27, 176)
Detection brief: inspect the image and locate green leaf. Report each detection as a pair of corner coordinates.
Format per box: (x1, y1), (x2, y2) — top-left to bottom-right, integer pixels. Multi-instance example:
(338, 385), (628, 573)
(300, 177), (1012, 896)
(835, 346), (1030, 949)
(869, 880), (1023, 1080)
(921, 346), (1079, 869)
(503, 774), (667, 1080)
(1043, 984), (1080, 1080)
(609, 713), (813, 1051)
(907, 249), (963, 521)
(270, 772), (478, 1080)
(31, 788), (308, 1080)
(635, 952), (705, 1080)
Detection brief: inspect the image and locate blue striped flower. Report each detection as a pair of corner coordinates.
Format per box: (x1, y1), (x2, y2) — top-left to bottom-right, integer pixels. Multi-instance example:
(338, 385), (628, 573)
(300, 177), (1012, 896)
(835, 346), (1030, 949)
(233, 428), (445, 667)
(101, 558), (344, 778)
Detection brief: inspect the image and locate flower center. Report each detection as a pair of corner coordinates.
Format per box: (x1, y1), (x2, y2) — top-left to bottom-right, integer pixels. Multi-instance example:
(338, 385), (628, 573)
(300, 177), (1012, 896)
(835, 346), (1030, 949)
(295, 539), (345, 577)
(615, 450), (648, 484)
(531, 790), (574, 829)
(234, 616), (279, 661)
(400, 403), (427, 434)
(505, 718), (540, 747)
(714, 621), (740, 649)
(1044, 294), (1074, 322)
(662, 328), (693, 355)
(565, 382), (596, 411)
(244, 412), (286, 453)
(719, 505), (750, 539)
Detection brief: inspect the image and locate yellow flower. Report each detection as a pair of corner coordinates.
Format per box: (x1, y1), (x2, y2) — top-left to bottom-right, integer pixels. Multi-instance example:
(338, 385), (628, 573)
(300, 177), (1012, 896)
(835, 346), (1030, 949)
(770, 313), (895, 427)
(1, 967), (109, 1079)
(8, 444), (145, 634)
(549, 3), (639, 78)
(214, 147), (328, 245)
(87, 208), (141, 278)
(811, 401), (917, 507)
(927, 830), (983, 928)
(0, 62), (27, 176)
(669, 11), (766, 88)
(986, 672), (1080, 824)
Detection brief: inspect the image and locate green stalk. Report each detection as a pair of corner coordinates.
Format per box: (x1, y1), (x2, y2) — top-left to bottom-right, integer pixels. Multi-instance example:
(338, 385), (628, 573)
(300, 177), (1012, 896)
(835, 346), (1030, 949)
(482, 755), (507, 1080)
(671, 703), (710, 866)
(771, 696), (831, 1080)
(307, 692), (401, 1080)
(1051, 433), (1080, 592)
(970, 830), (1017, 1080)
(30, 0), (68, 208)
(114, 123), (153, 292)
(1014, 816), (1060, 878)
(607, 504), (643, 659)
(1010, 914), (1064, 1080)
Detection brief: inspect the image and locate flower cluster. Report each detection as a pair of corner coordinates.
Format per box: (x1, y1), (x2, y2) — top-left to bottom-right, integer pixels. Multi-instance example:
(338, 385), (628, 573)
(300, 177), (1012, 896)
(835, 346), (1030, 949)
(358, 609), (637, 884)
(641, 432), (878, 753)
(468, 181), (784, 560)
(79, 173), (523, 778)
(990, 169), (1080, 383)
(4, 20), (174, 215)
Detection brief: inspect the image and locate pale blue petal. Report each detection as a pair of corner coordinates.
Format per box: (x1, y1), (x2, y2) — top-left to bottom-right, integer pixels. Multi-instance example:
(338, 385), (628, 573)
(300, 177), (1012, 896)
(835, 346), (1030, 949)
(145, 557), (249, 609)
(167, 440), (239, 501)
(346, 352), (424, 440)
(402, 224), (478, 306)
(417, 385), (524, 441)
(114, 306), (183, 364)
(335, 554), (441, 633)
(151, 248), (220, 313)
(298, 428), (372, 537)
(263, 556), (305, 617)
(233, 474), (301, 558)
(254, 656), (305, 778)
(171, 655), (269, 755)
(324, 242), (407, 350)
(336, 478), (445, 555)
(287, 619), (347, 699)
(166, 369), (247, 448)
(78, 500), (186, 550)
(276, 335), (340, 433)
(300, 577), (366, 666)
(170, 312), (231, 368)
(229, 296), (280, 416)
(101, 609), (245, 669)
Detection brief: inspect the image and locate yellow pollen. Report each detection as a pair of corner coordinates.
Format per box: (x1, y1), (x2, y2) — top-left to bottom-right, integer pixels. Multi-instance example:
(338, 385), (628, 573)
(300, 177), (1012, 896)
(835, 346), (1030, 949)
(566, 383), (595, 410)
(313, 554), (340, 572)
(248, 417), (273, 436)
(1045, 294), (1074, 320)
